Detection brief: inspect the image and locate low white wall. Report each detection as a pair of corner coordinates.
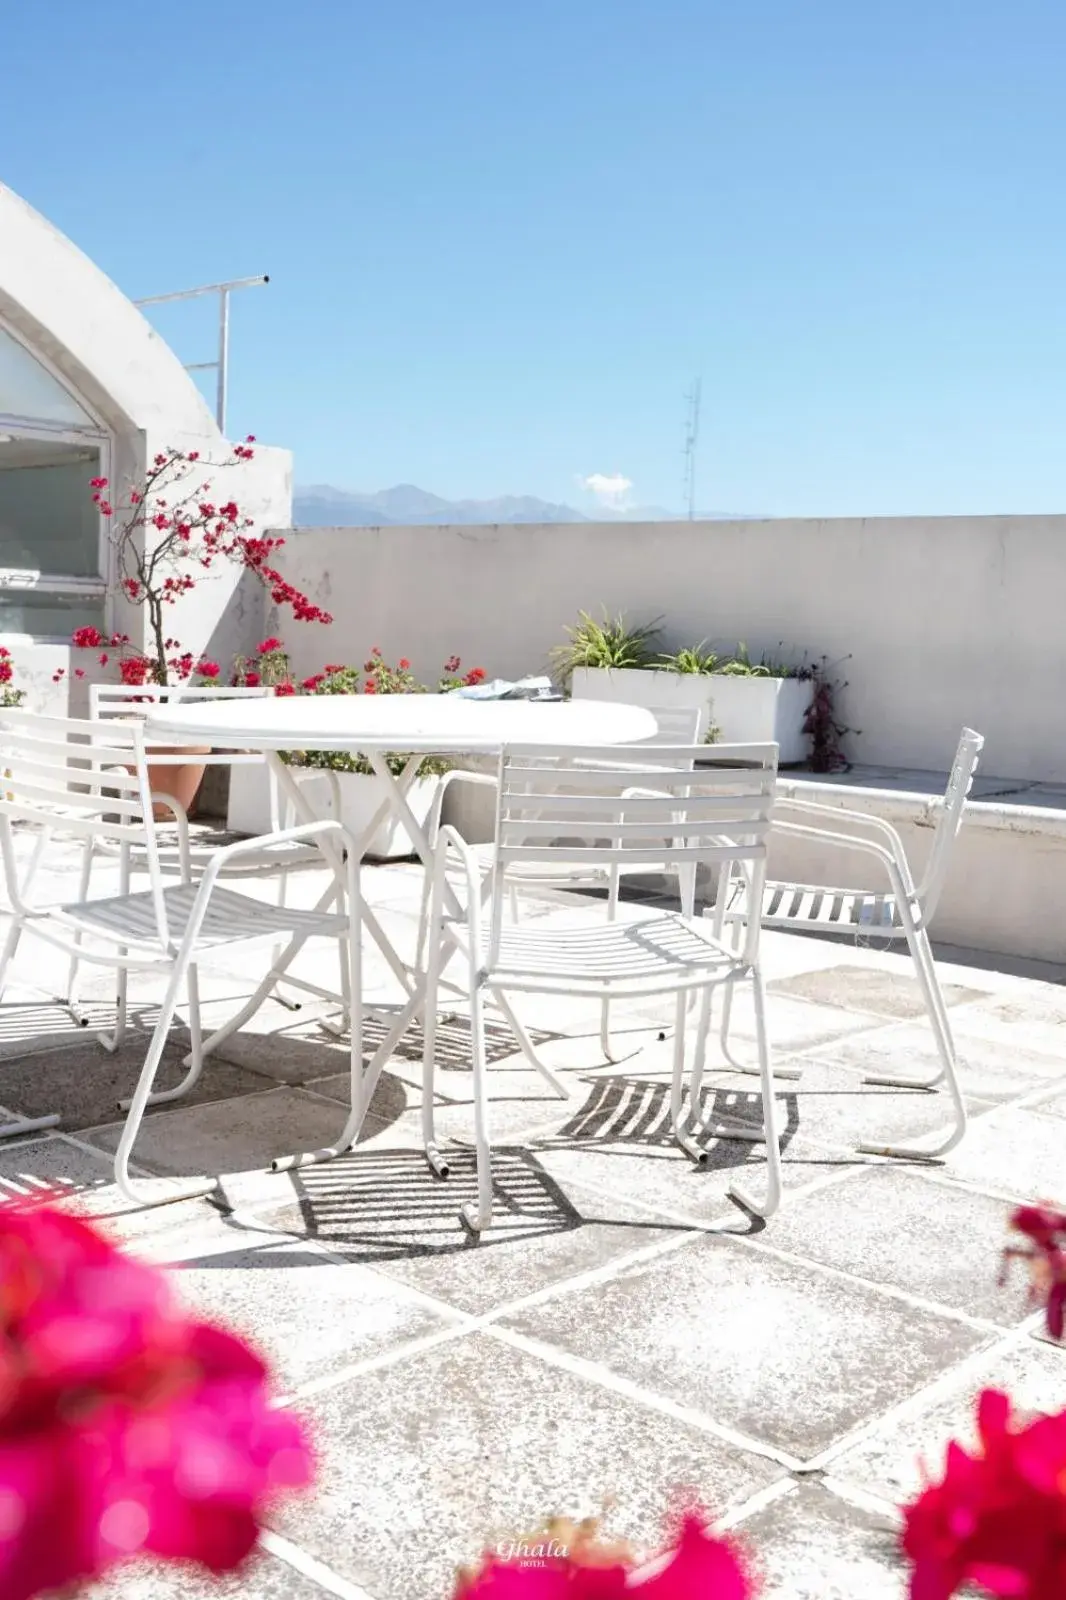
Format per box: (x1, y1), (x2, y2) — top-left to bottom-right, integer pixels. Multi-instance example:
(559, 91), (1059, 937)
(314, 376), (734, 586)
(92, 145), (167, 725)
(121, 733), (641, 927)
(264, 515), (1066, 783)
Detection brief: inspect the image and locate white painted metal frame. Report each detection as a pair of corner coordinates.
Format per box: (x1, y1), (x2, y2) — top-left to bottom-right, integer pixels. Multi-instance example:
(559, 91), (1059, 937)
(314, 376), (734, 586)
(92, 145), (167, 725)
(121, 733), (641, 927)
(421, 741), (783, 1233)
(0, 708), (363, 1206)
(65, 683), (327, 1027)
(715, 727), (985, 1161)
(415, 704), (710, 1057)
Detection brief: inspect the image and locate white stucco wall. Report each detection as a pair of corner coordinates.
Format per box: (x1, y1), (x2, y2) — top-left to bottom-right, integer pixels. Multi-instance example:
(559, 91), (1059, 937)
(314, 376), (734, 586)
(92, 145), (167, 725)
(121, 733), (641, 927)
(0, 184), (292, 704)
(264, 515), (1066, 784)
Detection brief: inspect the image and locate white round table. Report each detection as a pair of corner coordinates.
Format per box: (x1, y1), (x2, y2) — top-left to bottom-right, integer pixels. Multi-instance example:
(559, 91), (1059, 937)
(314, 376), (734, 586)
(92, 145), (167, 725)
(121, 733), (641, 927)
(142, 693), (657, 754)
(143, 693), (659, 1168)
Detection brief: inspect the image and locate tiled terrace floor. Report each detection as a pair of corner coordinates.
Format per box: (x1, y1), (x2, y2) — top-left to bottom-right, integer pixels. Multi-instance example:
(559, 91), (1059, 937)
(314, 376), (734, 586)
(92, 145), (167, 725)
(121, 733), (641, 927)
(1, 839), (1065, 1598)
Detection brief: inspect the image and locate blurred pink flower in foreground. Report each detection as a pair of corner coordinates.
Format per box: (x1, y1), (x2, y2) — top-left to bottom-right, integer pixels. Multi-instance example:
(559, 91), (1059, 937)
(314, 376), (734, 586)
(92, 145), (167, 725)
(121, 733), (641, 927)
(0, 1204), (312, 1599)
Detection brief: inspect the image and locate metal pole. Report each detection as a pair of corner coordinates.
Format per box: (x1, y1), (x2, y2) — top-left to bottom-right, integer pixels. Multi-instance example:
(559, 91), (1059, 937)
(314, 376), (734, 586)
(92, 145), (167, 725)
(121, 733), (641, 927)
(216, 288), (231, 432)
(133, 275), (268, 437)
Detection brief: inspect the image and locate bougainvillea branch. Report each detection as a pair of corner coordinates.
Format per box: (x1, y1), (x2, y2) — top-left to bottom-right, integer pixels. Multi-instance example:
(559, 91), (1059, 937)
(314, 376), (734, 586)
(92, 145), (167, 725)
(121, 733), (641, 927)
(66, 441), (331, 689)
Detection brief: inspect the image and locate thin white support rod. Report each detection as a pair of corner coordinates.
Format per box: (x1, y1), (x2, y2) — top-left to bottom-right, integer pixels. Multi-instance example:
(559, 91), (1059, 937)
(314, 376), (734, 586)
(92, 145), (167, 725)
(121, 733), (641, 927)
(134, 275), (268, 434)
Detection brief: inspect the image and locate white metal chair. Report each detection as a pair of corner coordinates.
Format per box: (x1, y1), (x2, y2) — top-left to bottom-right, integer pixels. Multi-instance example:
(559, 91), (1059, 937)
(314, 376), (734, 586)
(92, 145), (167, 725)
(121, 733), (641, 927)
(714, 727), (984, 1159)
(417, 705), (710, 1058)
(64, 683), (326, 1026)
(0, 709), (362, 1206)
(420, 741), (782, 1233)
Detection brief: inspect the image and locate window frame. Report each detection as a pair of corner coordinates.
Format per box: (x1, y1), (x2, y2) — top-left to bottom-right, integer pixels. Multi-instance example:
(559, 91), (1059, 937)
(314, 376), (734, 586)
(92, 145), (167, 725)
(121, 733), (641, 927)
(0, 321), (114, 643)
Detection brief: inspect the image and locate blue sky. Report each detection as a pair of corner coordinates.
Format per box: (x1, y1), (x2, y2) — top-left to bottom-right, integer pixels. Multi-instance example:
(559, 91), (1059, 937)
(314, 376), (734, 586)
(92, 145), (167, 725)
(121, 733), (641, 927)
(3, 0), (1063, 516)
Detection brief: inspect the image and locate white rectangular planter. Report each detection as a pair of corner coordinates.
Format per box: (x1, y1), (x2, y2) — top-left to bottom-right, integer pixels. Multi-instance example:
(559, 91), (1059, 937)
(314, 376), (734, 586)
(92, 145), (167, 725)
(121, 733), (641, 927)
(227, 762), (440, 860)
(570, 665), (812, 764)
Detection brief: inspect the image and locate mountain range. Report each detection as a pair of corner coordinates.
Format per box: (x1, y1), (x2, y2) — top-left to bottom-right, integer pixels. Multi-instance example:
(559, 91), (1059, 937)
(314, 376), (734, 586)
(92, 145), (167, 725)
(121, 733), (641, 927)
(293, 483), (749, 527)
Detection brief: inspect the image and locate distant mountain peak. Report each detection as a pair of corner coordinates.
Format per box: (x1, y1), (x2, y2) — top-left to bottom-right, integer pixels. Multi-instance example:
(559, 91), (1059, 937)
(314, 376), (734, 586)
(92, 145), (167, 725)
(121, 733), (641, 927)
(292, 483), (755, 528)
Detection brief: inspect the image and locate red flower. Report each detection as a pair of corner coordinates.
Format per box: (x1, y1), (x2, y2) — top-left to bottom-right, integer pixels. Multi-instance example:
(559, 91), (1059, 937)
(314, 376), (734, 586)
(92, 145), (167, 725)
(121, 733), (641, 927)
(89, 477), (108, 490)
(197, 661), (221, 679)
(119, 657), (152, 687)
(98, 653), (109, 667)
(123, 579), (141, 601)
(902, 1388), (1066, 1599)
(444, 655), (461, 673)
(398, 658), (411, 670)
(71, 626), (104, 650)
(242, 670), (261, 688)
(257, 638), (283, 655)
(275, 682), (296, 696)
(465, 667), (486, 685)
(0, 1205), (312, 1598)
(1003, 1204), (1066, 1341)
(0, 661), (11, 686)
(363, 680), (377, 694)
(371, 646), (382, 657)
(301, 675), (325, 691)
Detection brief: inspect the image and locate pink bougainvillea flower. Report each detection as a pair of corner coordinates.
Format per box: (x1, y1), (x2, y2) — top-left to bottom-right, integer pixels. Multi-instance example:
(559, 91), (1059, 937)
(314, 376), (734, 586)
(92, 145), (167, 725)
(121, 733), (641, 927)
(1002, 1204), (1066, 1340)
(0, 1205), (312, 1599)
(902, 1388), (1066, 1599)
(256, 637), (283, 655)
(456, 1508), (752, 1600)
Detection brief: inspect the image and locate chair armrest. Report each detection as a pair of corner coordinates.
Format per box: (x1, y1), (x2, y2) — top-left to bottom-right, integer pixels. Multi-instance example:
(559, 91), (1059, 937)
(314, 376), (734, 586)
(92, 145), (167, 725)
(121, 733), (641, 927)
(426, 768), (499, 846)
(773, 817), (899, 873)
(775, 795), (908, 853)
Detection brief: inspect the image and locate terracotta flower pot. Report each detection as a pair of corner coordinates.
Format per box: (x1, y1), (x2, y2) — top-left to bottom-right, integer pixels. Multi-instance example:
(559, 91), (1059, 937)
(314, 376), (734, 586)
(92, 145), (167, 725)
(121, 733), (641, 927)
(144, 746), (211, 821)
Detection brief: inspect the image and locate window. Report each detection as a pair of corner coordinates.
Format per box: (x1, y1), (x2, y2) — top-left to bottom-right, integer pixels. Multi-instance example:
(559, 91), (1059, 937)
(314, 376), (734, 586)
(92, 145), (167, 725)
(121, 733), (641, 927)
(0, 323), (109, 637)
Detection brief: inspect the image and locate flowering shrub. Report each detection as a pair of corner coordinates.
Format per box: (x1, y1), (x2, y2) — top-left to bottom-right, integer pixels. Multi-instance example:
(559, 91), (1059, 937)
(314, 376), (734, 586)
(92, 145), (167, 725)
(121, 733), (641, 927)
(0, 646), (25, 708)
(231, 643), (488, 779)
(0, 1203), (311, 1599)
(56, 443), (330, 689)
(455, 1508), (752, 1600)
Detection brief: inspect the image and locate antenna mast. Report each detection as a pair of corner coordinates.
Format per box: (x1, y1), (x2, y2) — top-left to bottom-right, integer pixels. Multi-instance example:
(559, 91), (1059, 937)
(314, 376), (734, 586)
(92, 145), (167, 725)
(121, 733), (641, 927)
(682, 378), (702, 520)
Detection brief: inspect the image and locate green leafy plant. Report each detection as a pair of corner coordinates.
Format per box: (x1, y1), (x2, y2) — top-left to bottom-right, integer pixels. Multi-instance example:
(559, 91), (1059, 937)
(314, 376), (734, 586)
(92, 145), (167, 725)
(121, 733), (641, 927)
(655, 641), (722, 675)
(551, 610), (662, 677)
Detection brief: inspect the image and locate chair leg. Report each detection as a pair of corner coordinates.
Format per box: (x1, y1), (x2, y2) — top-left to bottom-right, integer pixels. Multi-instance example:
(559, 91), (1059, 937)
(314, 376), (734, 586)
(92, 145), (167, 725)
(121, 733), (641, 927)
(117, 962), (203, 1109)
(0, 917), (23, 1003)
(421, 878), (452, 1180)
(727, 969), (784, 1219)
(63, 841), (94, 1027)
(272, 869), (302, 1012)
(860, 920), (950, 1092)
(857, 917), (968, 1161)
(670, 990), (706, 1164)
(718, 923), (802, 1083)
(460, 977), (494, 1234)
(493, 993), (570, 1099)
(97, 963), (129, 1055)
(113, 955), (217, 1209)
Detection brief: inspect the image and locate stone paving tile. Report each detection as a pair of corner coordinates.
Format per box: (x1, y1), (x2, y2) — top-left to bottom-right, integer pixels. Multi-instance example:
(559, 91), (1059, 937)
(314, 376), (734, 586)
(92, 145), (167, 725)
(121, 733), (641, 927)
(86, 1549), (329, 1599)
(0, 1136), (220, 1244)
(270, 1330), (786, 1600)
(939, 1106), (1066, 1201)
(827, 1336), (1066, 1504)
(770, 965), (986, 1020)
(759, 1165), (1032, 1324)
(251, 1141), (687, 1315)
(809, 1019), (1066, 1101)
(81, 1087), (389, 1189)
(950, 988), (1066, 1058)
(0, 1036), (274, 1131)
(148, 1219), (456, 1389)
(690, 1056), (992, 1162)
(499, 1232), (991, 1459)
(0, 986), (124, 1061)
(527, 1114), (851, 1226)
(730, 1482), (904, 1599)
(1024, 1082), (1066, 1120)
(656, 991), (890, 1056)
(309, 1070), (593, 1144)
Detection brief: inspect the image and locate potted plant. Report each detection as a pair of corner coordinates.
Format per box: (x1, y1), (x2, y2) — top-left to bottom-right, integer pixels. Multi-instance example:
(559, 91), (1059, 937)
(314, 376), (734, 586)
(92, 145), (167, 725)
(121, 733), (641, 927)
(555, 613), (814, 764)
(226, 645), (488, 859)
(52, 442), (330, 814)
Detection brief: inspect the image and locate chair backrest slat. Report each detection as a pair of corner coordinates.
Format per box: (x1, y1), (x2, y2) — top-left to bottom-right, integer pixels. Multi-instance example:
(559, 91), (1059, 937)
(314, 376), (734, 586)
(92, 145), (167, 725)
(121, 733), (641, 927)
(914, 727), (984, 918)
(486, 740), (779, 963)
(0, 709), (172, 948)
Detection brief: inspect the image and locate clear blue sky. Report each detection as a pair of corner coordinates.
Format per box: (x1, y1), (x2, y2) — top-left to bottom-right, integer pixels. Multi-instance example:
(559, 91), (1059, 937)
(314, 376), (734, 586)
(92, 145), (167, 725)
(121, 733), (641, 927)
(3, 1), (1063, 516)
